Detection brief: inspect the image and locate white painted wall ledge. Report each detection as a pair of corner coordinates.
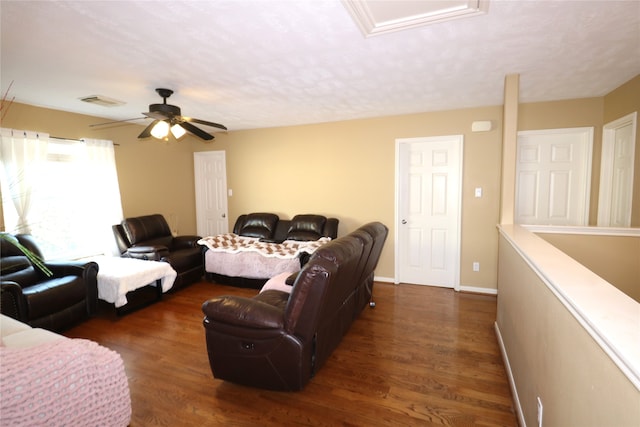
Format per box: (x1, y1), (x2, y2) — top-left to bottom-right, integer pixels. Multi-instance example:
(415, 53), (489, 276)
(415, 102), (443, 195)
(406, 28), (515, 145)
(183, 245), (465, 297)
(498, 224), (640, 391)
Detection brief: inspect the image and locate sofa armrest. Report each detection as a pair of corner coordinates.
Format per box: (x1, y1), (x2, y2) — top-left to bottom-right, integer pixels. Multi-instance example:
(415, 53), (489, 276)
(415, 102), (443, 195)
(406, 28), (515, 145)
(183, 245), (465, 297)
(45, 260), (97, 278)
(202, 296), (284, 329)
(44, 261), (99, 315)
(172, 235), (201, 250)
(1, 281), (27, 321)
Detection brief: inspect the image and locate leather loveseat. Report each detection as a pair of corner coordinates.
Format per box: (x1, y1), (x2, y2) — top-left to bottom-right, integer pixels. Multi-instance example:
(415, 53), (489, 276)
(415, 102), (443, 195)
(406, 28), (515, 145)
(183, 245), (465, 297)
(201, 221), (388, 391)
(204, 213), (339, 288)
(233, 213), (339, 242)
(112, 214), (203, 289)
(0, 233), (99, 332)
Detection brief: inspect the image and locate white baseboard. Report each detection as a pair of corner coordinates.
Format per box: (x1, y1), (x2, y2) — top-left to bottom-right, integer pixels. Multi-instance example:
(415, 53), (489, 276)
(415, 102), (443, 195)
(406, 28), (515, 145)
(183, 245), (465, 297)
(459, 285), (497, 295)
(494, 322), (526, 427)
(374, 276), (395, 283)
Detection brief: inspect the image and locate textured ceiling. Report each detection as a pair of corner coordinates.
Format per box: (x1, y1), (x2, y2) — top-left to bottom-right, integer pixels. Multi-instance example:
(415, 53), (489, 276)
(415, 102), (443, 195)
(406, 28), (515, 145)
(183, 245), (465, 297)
(1, 0), (639, 133)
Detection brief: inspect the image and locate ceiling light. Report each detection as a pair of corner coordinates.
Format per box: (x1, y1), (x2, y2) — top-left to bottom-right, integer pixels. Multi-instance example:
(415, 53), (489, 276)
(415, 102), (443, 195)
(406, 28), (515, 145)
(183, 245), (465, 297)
(150, 120), (170, 139)
(170, 123), (186, 139)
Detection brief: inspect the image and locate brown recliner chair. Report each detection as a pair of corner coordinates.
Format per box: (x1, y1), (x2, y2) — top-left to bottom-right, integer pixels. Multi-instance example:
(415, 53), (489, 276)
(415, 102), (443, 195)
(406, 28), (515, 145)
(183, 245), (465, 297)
(0, 233), (99, 333)
(112, 214), (203, 289)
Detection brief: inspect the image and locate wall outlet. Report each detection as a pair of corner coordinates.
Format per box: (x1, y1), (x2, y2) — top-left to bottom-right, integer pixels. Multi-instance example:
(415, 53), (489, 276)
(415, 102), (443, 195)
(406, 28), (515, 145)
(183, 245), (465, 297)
(472, 262), (480, 272)
(537, 396), (543, 427)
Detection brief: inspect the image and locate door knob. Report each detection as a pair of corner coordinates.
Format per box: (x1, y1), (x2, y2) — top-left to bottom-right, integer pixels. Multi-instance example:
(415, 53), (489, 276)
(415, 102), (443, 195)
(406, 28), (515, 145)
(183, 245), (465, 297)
(402, 219), (407, 224)
(222, 213), (226, 218)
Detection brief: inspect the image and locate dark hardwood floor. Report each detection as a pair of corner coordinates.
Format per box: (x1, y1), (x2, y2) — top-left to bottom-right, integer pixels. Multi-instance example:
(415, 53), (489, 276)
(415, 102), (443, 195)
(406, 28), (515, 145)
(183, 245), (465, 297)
(65, 281), (518, 426)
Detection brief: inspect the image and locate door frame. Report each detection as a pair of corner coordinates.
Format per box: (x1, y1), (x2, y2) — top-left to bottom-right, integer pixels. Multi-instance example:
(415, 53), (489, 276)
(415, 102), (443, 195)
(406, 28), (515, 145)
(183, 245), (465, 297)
(598, 112), (637, 227)
(394, 135), (463, 290)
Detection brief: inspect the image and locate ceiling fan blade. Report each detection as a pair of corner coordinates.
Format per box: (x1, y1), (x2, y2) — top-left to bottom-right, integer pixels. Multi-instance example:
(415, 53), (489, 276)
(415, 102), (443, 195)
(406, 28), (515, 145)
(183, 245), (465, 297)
(138, 120), (158, 139)
(143, 111), (171, 121)
(182, 117), (227, 131)
(90, 117), (145, 127)
(179, 121), (214, 140)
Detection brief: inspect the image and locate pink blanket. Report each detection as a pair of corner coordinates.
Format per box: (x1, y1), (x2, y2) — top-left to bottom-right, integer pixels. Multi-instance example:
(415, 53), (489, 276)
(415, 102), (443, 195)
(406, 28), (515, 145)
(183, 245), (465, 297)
(0, 338), (131, 426)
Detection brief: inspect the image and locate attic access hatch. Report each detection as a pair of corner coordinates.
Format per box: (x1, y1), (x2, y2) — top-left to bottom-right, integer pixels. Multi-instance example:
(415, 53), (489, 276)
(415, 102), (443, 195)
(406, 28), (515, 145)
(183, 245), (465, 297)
(342, 0), (489, 37)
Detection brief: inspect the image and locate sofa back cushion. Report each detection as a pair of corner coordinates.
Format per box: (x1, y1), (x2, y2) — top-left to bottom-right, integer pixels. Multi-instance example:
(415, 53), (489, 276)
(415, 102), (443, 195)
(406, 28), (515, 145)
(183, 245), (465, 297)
(1, 258), (40, 287)
(236, 213), (279, 239)
(285, 234), (364, 371)
(286, 215), (326, 241)
(122, 214), (172, 246)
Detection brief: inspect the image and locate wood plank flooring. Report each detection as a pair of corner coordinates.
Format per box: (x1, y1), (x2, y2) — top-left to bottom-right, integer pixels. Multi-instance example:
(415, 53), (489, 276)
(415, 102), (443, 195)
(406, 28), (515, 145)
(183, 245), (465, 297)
(65, 281), (518, 426)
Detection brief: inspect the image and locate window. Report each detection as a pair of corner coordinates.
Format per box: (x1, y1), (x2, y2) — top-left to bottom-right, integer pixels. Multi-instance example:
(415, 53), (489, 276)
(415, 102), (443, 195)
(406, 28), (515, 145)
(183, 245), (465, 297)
(1, 129), (123, 260)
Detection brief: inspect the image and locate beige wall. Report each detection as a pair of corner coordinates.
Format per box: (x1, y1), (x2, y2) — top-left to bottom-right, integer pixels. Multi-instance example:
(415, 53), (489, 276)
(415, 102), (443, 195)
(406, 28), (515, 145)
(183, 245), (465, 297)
(496, 231), (640, 427)
(2, 75), (637, 289)
(537, 232), (640, 302)
(604, 75), (640, 226)
(203, 106), (505, 287)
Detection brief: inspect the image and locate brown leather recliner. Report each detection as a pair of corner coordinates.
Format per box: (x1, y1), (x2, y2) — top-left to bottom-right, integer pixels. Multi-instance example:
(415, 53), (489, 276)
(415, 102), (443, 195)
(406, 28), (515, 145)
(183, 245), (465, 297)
(0, 233), (99, 332)
(201, 222), (387, 391)
(112, 214), (203, 289)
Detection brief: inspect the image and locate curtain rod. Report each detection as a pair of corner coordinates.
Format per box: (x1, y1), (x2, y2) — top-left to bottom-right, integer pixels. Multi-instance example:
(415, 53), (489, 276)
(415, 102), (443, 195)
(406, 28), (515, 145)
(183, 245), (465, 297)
(50, 135), (120, 146)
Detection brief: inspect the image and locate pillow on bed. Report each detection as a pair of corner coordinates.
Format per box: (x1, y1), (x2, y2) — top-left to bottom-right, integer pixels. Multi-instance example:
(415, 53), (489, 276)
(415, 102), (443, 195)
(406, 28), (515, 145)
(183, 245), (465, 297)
(260, 272), (295, 294)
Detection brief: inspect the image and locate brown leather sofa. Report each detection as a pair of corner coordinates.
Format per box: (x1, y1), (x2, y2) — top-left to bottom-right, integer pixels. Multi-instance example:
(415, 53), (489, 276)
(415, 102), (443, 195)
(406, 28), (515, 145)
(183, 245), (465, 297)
(201, 222), (388, 391)
(233, 213), (339, 241)
(0, 233), (99, 332)
(112, 214), (203, 289)
(205, 213), (340, 288)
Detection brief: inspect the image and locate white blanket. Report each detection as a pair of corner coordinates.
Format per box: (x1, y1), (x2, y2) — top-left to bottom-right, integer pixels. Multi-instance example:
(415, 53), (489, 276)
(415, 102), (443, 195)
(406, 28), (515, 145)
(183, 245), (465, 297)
(92, 256), (177, 308)
(198, 234), (331, 258)
(199, 234), (330, 279)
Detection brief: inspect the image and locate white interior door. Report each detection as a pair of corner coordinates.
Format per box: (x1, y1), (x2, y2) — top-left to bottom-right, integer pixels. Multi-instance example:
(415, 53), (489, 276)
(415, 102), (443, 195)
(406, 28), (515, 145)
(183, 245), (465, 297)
(598, 112), (637, 227)
(395, 135), (462, 289)
(194, 151), (228, 237)
(516, 128), (593, 226)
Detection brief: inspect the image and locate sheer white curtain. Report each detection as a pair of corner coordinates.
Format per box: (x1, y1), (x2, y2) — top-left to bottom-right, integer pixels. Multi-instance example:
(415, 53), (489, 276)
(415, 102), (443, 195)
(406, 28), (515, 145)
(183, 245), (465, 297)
(0, 128), (49, 235)
(80, 138), (124, 256)
(0, 129), (124, 259)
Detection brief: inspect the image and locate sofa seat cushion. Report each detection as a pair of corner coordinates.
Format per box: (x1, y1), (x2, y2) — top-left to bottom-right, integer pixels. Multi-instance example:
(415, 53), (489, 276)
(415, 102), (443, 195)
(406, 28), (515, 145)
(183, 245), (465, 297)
(22, 276), (86, 319)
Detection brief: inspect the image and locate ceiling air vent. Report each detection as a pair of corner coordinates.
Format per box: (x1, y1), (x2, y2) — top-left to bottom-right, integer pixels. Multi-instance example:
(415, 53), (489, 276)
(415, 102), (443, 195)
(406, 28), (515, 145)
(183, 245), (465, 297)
(79, 95), (126, 107)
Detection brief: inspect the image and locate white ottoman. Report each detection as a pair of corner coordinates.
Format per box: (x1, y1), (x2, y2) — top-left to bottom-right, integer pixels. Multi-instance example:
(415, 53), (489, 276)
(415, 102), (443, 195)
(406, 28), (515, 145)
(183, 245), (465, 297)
(93, 256), (177, 312)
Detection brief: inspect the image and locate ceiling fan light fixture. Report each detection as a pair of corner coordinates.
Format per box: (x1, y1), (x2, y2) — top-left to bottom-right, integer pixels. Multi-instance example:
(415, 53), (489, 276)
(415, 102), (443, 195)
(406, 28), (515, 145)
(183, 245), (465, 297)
(170, 123), (186, 139)
(150, 120), (170, 139)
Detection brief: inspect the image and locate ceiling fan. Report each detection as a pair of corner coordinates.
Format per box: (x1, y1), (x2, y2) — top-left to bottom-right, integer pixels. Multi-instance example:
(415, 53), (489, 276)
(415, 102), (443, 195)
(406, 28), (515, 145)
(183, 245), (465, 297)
(138, 88), (227, 141)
